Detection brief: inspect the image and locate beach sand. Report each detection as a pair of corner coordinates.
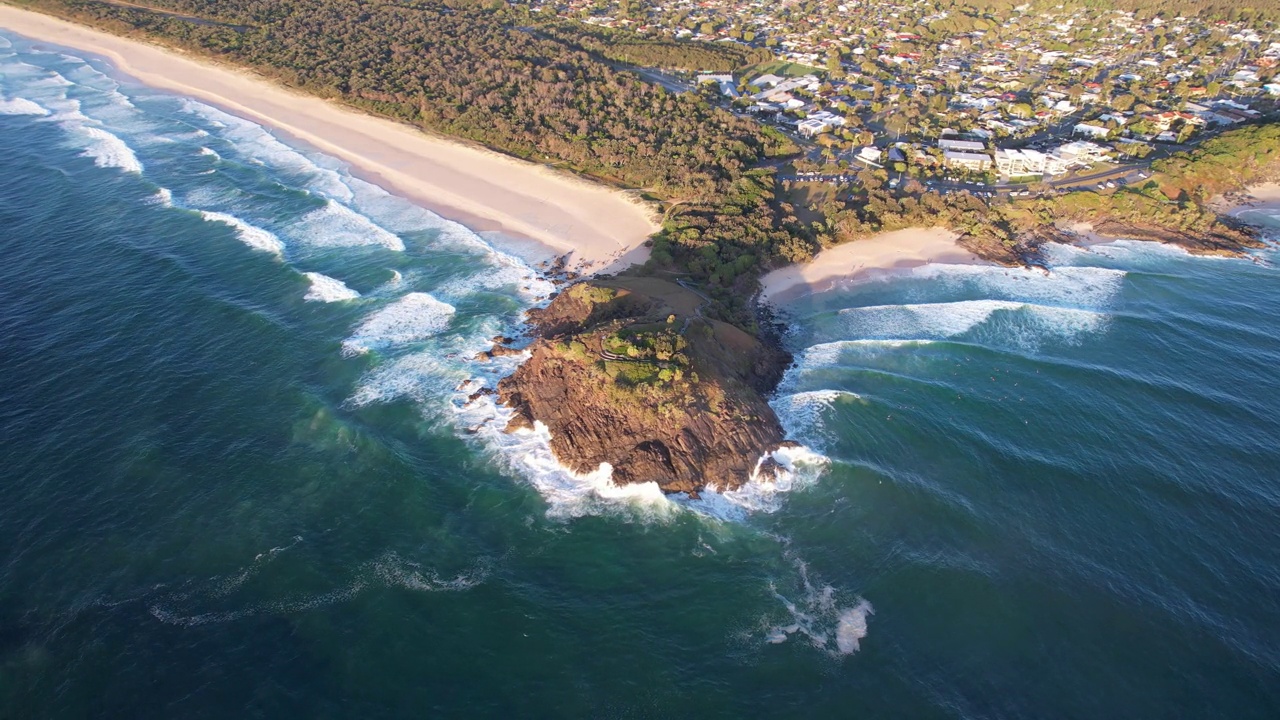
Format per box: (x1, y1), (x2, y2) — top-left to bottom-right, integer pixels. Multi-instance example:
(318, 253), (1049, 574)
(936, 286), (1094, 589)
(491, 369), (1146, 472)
(1213, 182), (1280, 218)
(759, 227), (984, 304)
(0, 5), (658, 274)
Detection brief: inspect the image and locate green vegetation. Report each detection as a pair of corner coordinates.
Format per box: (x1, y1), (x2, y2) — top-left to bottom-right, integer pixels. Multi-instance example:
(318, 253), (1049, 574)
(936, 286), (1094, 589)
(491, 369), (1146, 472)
(20, 0), (1280, 336)
(1029, 123), (1280, 240)
(738, 59), (823, 80)
(1148, 123), (1280, 203)
(22, 0), (815, 326)
(533, 20), (771, 73)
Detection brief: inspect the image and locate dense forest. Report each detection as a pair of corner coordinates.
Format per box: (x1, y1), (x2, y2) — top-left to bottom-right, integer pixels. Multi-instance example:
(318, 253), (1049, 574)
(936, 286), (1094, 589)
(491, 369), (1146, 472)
(531, 20), (772, 73)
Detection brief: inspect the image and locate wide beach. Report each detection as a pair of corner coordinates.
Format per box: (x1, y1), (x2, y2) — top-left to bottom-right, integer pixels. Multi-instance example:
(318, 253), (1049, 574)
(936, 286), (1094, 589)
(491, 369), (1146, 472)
(0, 4), (658, 273)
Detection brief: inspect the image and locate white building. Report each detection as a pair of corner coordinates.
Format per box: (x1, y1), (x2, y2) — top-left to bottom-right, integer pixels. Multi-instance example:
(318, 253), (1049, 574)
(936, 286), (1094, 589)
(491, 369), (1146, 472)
(1074, 123), (1111, 139)
(994, 148), (1060, 176)
(855, 146), (884, 167)
(1051, 140), (1109, 169)
(939, 138), (987, 152)
(944, 150), (993, 171)
(797, 111), (847, 138)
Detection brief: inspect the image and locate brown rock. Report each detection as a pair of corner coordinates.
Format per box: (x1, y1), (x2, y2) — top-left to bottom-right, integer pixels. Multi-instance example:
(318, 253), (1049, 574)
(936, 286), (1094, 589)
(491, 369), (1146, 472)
(498, 278), (790, 494)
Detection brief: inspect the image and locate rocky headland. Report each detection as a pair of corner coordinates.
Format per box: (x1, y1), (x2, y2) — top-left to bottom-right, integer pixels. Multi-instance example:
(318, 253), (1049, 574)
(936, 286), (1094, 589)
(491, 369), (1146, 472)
(496, 278), (792, 496)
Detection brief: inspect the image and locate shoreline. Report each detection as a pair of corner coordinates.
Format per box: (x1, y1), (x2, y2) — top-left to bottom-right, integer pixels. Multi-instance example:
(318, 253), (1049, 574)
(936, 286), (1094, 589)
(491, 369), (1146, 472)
(0, 4), (659, 274)
(758, 227), (983, 305)
(1212, 181), (1280, 221)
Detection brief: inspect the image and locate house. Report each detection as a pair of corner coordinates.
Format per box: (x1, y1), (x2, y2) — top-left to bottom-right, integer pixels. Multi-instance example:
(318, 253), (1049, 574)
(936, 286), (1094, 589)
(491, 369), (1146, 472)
(1073, 123), (1111, 139)
(855, 146), (884, 167)
(1051, 140), (1109, 169)
(698, 73), (739, 98)
(944, 150), (993, 171)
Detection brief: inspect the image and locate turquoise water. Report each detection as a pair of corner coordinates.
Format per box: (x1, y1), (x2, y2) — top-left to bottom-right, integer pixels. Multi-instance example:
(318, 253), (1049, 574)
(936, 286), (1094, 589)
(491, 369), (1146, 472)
(2, 33), (1280, 718)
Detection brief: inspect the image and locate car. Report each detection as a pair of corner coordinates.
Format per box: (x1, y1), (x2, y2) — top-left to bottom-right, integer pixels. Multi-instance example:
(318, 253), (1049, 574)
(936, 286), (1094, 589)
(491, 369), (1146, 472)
(1106, 181), (1116, 188)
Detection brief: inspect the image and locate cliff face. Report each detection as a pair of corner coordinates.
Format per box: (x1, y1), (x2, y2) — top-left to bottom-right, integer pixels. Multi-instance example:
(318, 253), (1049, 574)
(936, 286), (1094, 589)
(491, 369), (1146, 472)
(497, 278), (791, 494)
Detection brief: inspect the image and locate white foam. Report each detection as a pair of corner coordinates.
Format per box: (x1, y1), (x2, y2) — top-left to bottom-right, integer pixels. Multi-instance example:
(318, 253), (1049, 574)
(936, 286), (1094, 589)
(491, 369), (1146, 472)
(476, 409), (678, 522)
(1041, 238), (1236, 267)
(76, 125), (143, 173)
(835, 599), (876, 653)
(150, 187), (173, 206)
(147, 547), (485, 626)
(294, 199), (405, 251)
(831, 299), (1108, 348)
(795, 339), (934, 370)
(768, 389), (863, 452)
(342, 292), (456, 355)
(902, 263), (1127, 310)
(766, 556), (873, 656)
(303, 272), (360, 302)
(179, 98), (354, 199)
(199, 211), (284, 255)
(0, 97), (48, 115)
(685, 445), (831, 520)
(198, 146), (221, 159)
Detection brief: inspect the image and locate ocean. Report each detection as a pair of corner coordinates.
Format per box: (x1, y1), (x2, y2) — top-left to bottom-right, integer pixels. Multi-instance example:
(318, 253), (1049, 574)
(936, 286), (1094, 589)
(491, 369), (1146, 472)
(2, 33), (1279, 718)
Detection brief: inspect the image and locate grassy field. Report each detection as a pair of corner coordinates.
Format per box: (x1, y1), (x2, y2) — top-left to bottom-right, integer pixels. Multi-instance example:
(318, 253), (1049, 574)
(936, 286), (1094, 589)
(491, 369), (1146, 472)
(739, 59), (824, 79)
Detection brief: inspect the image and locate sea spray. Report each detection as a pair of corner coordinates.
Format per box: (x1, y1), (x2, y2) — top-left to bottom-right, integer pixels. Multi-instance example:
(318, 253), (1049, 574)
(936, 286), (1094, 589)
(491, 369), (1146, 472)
(342, 292), (456, 355)
(683, 446), (831, 520)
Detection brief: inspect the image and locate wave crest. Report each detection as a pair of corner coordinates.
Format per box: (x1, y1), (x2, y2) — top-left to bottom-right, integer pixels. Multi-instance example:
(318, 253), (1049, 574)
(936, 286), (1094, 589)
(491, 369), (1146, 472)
(198, 211), (284, 255)
(342, 293), (456, 355)
(303, 272), (360, 302)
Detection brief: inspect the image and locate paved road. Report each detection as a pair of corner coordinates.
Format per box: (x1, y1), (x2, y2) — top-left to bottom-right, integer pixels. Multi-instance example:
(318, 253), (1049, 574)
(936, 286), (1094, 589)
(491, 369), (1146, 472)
(1048, 163), (1149, 190)
(624, 66), (694, 94)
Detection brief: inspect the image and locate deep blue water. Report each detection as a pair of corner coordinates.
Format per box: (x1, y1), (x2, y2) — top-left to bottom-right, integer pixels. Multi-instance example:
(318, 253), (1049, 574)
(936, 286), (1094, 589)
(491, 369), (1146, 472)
(2, 33), (1279, 718)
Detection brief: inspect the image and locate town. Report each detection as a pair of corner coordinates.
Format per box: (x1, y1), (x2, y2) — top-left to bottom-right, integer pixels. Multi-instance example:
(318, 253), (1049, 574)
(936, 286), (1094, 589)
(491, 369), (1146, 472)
(522, 0), (1277, 194)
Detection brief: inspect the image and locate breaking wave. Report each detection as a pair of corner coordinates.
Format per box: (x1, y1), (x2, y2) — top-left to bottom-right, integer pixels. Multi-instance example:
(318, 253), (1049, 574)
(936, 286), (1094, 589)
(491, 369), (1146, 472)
(0, 96), (47, 115)
(303, 272), (361, 302)
(76, 125), (143, 174)
(825, 299), (1109, 351)
(294, 199), (405, 251)
(685, 445), (831, 520)
(342, 292), (456, 355)
(150, 187), (173, 206)
(198, 210), (284, 255)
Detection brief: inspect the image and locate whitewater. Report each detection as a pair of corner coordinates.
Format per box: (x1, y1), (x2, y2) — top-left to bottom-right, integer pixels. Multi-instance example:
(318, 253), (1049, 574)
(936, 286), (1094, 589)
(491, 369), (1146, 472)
(4, 28), (1280, 719)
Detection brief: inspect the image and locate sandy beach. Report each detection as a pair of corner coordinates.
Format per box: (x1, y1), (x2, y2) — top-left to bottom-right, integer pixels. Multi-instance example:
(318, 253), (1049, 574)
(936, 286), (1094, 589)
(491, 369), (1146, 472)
(1212, 181), (1280, 219)
(759, 227), (983, 304)
(0, 5), (658, 273)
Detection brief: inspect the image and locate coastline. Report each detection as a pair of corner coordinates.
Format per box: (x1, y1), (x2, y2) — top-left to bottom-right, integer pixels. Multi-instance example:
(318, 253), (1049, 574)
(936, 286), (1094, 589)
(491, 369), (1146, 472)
(758, 227), (982, 304)
(1212, 181), (1280, 220)
(0, 4), (659, 274)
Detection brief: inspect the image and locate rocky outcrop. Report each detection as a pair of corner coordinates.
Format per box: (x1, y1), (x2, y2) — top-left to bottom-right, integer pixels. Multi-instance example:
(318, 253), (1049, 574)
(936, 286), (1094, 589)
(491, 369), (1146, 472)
(498, 278), (791, 494)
